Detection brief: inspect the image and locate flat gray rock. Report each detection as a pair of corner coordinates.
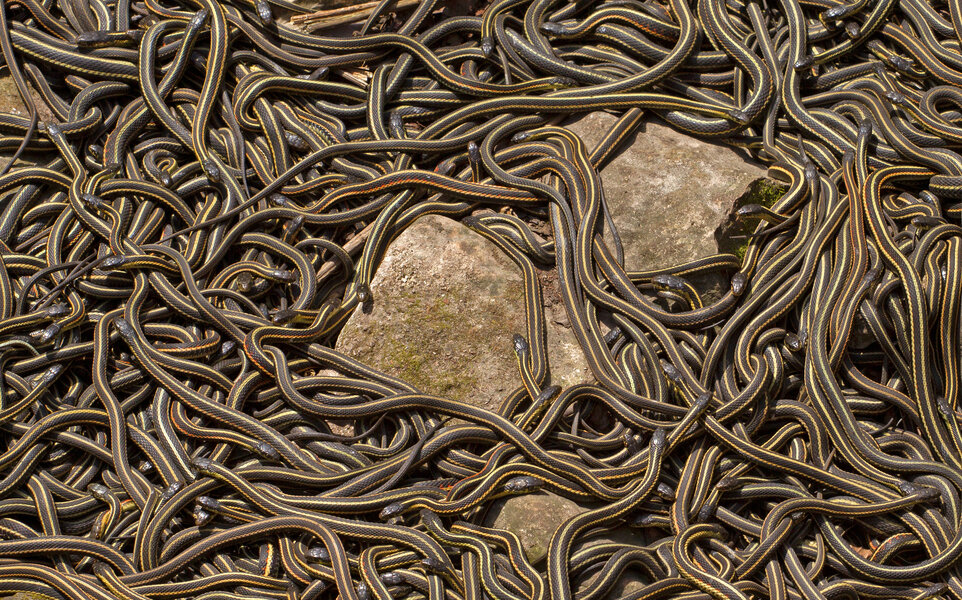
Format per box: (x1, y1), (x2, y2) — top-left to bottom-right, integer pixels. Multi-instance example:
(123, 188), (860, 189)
(567, 112), (768, 272)
(336, 215), (590, 413)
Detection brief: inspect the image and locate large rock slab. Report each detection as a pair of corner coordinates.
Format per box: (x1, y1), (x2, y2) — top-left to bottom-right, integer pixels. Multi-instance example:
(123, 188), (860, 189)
(335, 215), (590, 413)
(0, 76), (56, 172)
(0, 75), (56, 123)
(566, 112), (768, 272)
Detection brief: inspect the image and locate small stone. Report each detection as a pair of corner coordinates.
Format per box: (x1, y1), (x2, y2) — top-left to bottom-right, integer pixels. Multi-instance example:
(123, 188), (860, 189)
(486, 491), (582, 563)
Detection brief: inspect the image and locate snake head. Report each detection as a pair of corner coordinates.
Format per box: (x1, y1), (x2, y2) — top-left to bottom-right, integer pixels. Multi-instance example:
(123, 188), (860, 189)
(188, 9), (210, 33)
(730, 272), (747, 296)
(435, 160), (456, 177)
(504, 475), (542, 493)
(114, 318), (135, 341)
(381, 572), (403, 585)
(101, 255), (127, 269)
(356, 283), (372, 304)
(40, 364), (64, 384)
(715, 475), (740, 491)
(218, 340), (236, 358)
(285, 132), (308, 151)
(255, 0), (273, 25)
(793, 55), (815, 71)
(480, 36), (494, 57)
(736, 204), (765, 220)
(467, 141), (481, 166)
(379, 502), (405, 520)
(307, 546), (330, 561)
(161, 481), (183, 500)
(512, 334), (529, 357)
(88, 483), (110, 500)
(81, 193), (104, 209)
(821, 4), (848, 19)
(419, 557), (446, 574)
(202, 159), (221, 183)
(31, 322), (61, 344)
(603, 326), (622, 344)
(784, 332), (804, 351)
(937, 397), (954, 419)
(191, 456), (216, 475)
(540, 21), (564, 35)
(271, 309), (297, 325)
(728, 109), (750, 125)
(390, 112), (405, 137)
(254, 441), (281, 460)
(193, 505), (212, 526)
(650, 428), (667, 451)
(197, 496), (220, 510)
(693, 392), (712, 413)
(652, 274), (687, 291)
(76, 31), (112, 47)
(45, 303), (69, 318)
(535, 385), (560, 406)
(269, 269), (296, 283)
(660, 360), (682, 383)
(911, 216), (943, 230)
(45, 122), (63, 139)
(882, 91), (905, 106)
(655, 482), (676, 500)
(887, 55), (914, 72)
(696, 502), (717, 522)
(630, 513), (659, 527)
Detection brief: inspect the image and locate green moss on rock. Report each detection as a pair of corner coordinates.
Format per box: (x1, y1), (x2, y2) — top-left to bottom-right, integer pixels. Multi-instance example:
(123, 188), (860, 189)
(377, 290), (482, 398)
(715, 177), (787, 262)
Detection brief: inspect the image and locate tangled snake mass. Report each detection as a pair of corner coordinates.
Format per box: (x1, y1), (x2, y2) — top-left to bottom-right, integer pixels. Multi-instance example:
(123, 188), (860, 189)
(2, 0), (962, 597)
